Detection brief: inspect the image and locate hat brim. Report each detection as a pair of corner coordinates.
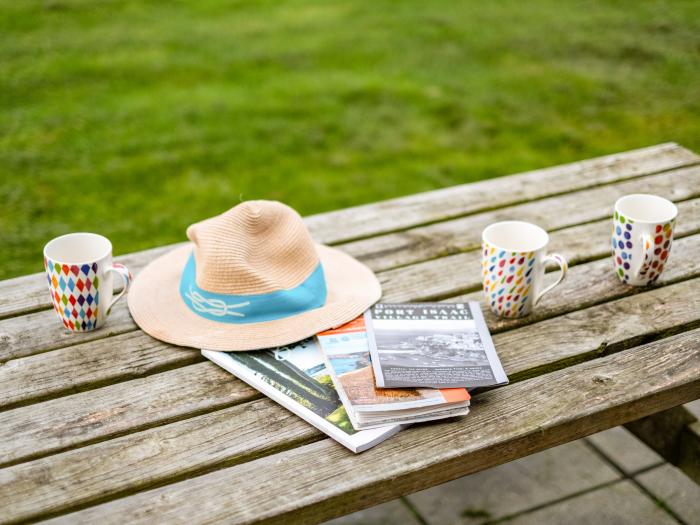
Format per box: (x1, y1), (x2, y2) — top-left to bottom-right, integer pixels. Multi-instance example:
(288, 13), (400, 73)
(127, 243), (381, 351)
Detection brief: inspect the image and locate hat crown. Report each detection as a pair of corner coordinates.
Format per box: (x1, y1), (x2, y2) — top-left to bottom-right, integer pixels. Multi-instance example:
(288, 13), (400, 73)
(186, 200), (319, 295)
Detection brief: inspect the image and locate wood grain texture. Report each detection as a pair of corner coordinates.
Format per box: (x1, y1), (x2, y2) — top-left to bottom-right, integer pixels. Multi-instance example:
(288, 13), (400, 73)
(0, 331), (200, 411)
(0, 399), (319, 524)
(2, 279), (700, 521)
(40, 329), (700, 525)
(492, 278), (700, 380)
(0, 362), (258, 468)
(306, 142), (698, 244)
(342, 164), (700, 272)
(0, 301), (136, 364)
(1, 144), (697, 321)
(2, 197), (698, 365)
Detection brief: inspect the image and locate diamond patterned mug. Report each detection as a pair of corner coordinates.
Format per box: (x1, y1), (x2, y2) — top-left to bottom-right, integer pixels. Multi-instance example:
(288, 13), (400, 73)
(43, 233), (132, 331)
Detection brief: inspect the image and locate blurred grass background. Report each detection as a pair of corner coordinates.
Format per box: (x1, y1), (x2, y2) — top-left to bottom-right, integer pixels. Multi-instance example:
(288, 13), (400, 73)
(1, 0), (699, 279)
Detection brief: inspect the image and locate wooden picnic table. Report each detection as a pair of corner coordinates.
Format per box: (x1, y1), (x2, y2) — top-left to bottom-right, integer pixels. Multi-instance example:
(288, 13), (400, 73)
(1, 142), (700, 524)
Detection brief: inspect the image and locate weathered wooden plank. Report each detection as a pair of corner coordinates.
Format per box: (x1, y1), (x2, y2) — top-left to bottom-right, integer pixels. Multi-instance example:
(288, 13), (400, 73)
(2, 197), (698, 365)
(345, 164), (700, 272)
(380, 197), (699, 302)
(0, 301), (135, 364)
(0, 362), (258, 469)
(2, 280), (700, 520)
(0, 399), (320, 524)
(0, 332), (200, 410)
(39, 329), (700, 525)
(493, 278), (700, 381)
(1, 144), (697, 322)
(306, 142), (698, 244)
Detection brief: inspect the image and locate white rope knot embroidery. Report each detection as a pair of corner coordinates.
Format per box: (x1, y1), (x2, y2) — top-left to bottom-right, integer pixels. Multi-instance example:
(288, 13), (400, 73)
(184, 285), (251, 317)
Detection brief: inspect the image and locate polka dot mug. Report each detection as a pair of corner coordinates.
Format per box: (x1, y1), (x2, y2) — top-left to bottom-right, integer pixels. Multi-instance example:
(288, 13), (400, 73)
(612, 194), (677, 286)
(481, 221), (568, 318)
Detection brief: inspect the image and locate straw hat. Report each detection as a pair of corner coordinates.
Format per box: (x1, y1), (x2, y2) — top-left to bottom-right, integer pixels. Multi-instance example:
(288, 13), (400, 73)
(128, 200), (381, 351)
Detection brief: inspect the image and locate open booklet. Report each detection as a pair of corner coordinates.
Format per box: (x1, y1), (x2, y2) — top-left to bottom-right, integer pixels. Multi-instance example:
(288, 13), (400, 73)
(365, 302), (508, 389)
(202, 339), (401, 454)
(316, 317), (470, 430)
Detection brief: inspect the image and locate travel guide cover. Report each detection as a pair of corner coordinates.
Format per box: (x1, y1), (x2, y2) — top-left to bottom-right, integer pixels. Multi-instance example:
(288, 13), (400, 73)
(316, 317), (470, 429)
(365, 302), (508, 389)
(201, 339), (401, 453)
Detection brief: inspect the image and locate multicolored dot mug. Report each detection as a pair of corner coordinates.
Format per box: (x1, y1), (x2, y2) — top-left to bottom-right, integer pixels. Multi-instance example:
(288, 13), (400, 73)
(482, 221), (568, 318)
(612, 194), (677, 286)
(43, 233), (132, 332)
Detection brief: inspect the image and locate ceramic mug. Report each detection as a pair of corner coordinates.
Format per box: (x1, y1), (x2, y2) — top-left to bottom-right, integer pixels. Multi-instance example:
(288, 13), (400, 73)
(43, 232), (132, 331)
(612, 194), (677, 286)
(481, 221), (568, 318)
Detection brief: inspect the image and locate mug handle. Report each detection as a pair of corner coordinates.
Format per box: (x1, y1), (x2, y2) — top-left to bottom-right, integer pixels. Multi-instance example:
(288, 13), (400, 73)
(635, 234), (654, 280)
(534, 253), (568, 305)
(105, 263), (132, 315)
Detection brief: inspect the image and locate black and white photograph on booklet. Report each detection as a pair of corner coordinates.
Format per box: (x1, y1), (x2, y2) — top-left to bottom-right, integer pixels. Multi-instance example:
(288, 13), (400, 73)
(365, 302), (509, 389)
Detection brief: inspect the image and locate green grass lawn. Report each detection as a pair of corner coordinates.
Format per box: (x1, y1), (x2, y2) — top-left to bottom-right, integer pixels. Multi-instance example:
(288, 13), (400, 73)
(1, 0), (699, 280)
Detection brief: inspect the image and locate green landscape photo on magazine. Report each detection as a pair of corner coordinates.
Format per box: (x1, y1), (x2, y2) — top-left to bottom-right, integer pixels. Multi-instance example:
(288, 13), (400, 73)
(201, 339), (402, 453)
(231, 342), (354, 434)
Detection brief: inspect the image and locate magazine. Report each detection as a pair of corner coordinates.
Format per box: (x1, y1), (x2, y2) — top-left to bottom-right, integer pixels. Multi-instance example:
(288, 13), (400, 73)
(201, 339), (401, 453)
(365, 302), (508, 389)
(316, 317), (470, 429)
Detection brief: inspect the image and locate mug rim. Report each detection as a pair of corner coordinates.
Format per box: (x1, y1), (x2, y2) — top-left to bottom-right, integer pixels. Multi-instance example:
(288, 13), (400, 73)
(43, 232), (113, 264)
(614, 193), (678, 224)
(482, 220), (549, 253)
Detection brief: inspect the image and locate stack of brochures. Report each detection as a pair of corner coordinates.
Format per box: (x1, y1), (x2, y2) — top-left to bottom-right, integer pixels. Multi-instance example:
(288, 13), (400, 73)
(202, 302), (508, 453)
(316, 317), (471, 430)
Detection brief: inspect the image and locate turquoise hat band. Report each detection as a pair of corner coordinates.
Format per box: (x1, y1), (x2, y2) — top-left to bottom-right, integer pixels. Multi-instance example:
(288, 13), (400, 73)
(179, 252), (328, 324)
